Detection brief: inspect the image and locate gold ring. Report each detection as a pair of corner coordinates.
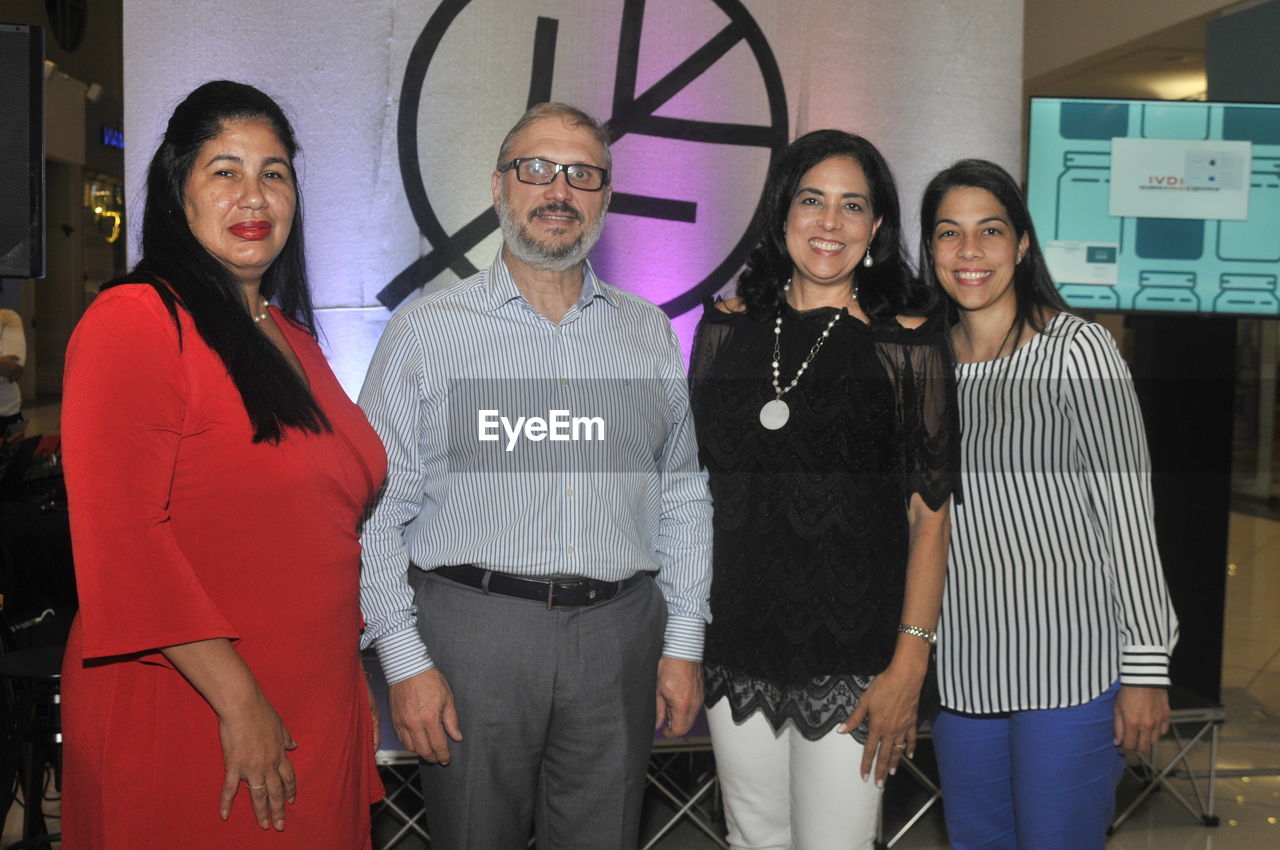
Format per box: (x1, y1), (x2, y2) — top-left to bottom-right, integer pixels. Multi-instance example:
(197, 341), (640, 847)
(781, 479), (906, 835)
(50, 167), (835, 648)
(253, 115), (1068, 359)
(893, 743), (907, 750)
(247, 782), (267, 790)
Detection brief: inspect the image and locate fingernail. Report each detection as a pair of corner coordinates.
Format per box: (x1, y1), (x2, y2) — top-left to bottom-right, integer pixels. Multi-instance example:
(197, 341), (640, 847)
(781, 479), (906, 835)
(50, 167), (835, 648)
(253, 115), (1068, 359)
(260, 819), (270, 830)
(890, 767), (897, 776)
(275, 820), (285, 831)
(288, 796), (296, 804)
(876, 777), (885, 789)
(861, 772), (868, 782)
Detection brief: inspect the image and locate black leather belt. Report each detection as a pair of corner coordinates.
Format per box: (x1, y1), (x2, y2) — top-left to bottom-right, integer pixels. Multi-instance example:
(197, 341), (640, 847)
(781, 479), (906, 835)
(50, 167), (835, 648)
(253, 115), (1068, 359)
(433, 564), (648, 609)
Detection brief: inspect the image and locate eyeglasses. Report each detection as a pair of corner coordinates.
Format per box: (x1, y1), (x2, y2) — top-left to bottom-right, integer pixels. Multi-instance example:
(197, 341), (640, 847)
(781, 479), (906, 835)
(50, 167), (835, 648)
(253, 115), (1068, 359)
(499, 158), (610, 191)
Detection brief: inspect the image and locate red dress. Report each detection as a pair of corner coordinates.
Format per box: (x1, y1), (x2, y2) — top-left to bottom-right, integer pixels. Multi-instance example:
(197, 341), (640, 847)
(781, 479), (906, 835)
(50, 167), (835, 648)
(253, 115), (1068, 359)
(60, 285), (387, 848)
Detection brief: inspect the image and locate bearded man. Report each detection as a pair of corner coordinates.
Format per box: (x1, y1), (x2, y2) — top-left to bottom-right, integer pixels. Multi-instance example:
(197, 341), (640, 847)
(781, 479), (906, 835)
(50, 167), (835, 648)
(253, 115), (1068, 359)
(357, 102), (712, 849)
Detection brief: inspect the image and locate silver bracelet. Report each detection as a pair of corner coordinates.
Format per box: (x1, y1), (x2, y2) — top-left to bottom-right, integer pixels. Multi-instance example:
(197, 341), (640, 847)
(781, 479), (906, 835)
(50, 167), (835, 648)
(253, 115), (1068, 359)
(898, 623), (937, 645)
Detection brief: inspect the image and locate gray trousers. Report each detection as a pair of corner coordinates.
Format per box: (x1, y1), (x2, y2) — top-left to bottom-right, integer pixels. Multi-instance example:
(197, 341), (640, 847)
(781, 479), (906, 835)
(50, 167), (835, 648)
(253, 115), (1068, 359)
(414, 570), (666, 849)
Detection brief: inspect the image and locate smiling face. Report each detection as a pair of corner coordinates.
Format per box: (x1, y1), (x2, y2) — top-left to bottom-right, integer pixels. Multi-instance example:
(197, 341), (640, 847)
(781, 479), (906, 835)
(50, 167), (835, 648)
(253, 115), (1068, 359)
(783, 155), (881, 294)
(492, 115), (611, 273)
(182, 118), (296, 288)
(930, 186), (1029, 317)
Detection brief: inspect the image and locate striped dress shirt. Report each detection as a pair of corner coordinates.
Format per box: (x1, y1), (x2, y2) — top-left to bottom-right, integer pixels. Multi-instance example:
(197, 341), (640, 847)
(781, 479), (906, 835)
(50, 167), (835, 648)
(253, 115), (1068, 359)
(358, 252), (713, 685)
(938, 313), (1179, 714)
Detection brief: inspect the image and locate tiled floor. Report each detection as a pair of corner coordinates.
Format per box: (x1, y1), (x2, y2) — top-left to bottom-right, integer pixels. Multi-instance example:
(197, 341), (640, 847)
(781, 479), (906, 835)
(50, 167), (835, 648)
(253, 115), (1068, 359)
(1223, 511), (1280, 733)
(5, 403), (1280, 848)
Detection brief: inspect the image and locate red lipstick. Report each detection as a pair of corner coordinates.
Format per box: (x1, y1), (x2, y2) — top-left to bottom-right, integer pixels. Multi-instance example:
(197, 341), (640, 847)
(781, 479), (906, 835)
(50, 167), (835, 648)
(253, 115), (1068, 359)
(229, 221), (271, 241)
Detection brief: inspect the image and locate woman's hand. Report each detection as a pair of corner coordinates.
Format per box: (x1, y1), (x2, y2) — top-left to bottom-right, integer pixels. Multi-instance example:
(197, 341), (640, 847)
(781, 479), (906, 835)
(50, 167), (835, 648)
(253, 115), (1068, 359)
(1113, 685), (1171, 753)
(839, 662), (925, 787)
(157, 638), (299, 830)
(850, 493), (947, 786)
(216, 692), (298, 831)
(366, 675), (382, 751)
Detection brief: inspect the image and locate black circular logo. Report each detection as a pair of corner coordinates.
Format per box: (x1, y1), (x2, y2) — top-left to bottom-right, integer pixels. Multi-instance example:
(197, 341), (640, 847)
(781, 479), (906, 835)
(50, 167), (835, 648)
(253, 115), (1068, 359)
(381, 0), (788, 320)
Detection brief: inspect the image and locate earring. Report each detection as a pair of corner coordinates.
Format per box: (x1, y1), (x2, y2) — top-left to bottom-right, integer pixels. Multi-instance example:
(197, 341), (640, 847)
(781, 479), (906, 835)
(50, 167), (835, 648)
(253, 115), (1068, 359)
(862, 247), (873, 268)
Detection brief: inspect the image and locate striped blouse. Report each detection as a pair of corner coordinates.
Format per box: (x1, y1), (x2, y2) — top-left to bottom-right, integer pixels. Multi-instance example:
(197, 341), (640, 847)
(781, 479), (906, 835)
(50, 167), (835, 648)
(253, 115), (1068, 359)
(937, 312), (1179, 714)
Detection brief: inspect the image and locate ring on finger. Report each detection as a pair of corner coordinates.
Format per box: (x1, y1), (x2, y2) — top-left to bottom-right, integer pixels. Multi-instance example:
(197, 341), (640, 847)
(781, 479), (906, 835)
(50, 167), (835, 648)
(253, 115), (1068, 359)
(893, 742), (907, 750)
(246, 782), (267, 790)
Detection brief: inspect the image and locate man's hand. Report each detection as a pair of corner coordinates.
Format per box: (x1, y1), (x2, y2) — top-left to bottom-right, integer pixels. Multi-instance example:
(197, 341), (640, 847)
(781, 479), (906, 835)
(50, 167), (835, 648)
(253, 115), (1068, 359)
(655, 657), (702, 738)
(388, 668), (462, 764)
(1114, 685), (1171, 753)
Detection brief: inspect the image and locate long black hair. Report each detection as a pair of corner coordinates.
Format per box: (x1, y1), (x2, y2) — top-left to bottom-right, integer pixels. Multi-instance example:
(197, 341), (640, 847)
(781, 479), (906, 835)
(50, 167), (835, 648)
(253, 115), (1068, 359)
(918, 159), (1069, 355)
(109, 80), (328, 443)
(737, 129), (931, 319)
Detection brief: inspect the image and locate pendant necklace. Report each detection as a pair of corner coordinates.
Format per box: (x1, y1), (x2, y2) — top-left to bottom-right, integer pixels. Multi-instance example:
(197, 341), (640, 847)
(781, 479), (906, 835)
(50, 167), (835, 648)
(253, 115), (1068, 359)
(759, 282), (849, 430)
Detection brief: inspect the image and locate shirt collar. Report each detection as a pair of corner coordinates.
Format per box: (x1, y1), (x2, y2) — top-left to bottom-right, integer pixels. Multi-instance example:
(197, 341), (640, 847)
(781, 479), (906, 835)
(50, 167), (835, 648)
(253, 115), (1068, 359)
(484, 250), (619, 312)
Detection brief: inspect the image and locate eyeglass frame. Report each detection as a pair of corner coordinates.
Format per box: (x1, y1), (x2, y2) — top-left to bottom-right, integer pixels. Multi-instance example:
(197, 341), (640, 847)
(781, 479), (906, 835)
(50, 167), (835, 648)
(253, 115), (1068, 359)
(498, 158), (611, 191)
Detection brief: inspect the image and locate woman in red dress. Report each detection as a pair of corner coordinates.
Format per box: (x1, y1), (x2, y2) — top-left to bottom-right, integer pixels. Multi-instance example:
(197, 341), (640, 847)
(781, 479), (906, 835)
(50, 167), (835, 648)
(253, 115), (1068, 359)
(60, 81), (387, 848)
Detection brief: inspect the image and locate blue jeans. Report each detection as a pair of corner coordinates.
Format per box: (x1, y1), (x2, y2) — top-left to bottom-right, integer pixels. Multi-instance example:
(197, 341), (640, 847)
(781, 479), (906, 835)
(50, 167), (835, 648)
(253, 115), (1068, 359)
(932, 680), (1125, 850)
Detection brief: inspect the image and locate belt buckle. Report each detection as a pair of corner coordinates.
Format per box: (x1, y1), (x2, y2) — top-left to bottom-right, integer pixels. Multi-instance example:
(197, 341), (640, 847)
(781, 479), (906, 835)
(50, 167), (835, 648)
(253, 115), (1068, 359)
(546, 578), (590, 610)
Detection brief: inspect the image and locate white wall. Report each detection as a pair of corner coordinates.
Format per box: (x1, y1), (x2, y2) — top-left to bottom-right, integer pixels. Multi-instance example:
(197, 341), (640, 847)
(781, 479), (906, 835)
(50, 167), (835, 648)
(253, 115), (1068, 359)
(125, 0), (1022, 396)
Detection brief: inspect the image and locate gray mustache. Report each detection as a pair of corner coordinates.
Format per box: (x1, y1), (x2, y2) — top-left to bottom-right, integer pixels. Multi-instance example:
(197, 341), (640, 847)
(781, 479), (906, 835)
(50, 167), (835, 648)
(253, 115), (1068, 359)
(529, 201), (582, 222)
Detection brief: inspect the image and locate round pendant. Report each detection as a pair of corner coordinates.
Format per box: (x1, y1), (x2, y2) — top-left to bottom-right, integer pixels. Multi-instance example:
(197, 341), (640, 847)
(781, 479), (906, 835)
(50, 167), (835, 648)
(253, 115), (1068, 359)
(759, 398), (790, 430)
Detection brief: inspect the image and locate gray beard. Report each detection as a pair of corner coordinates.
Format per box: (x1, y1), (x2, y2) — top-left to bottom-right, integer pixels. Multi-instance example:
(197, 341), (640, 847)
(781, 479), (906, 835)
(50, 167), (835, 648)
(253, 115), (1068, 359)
(498, 194), (605, 273)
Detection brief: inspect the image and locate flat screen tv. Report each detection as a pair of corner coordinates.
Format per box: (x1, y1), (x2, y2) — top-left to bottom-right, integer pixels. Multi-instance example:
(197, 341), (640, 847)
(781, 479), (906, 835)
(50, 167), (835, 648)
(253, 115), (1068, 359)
(1026, 96), (1280, 316)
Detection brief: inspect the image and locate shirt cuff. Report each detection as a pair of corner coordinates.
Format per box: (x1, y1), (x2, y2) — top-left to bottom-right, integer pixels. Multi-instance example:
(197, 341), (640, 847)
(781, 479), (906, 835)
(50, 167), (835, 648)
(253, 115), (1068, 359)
(662, 614), (705, 662)
(1119, 645), (1172, 687)
(373, 626), (435, 685)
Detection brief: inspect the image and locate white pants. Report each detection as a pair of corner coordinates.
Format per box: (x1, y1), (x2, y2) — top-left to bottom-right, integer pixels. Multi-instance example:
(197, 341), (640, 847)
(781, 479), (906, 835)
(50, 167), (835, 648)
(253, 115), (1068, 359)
(707, 700), (882, 850)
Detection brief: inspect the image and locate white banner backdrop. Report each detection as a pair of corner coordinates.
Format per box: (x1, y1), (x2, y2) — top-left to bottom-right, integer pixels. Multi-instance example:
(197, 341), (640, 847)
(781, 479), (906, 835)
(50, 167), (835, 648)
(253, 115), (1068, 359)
(124, 0), (1022, 396)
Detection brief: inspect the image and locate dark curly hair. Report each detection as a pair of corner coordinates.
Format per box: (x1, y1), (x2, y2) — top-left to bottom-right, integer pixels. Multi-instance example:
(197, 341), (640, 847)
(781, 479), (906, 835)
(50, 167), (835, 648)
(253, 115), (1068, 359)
(736, 129), (931, 319)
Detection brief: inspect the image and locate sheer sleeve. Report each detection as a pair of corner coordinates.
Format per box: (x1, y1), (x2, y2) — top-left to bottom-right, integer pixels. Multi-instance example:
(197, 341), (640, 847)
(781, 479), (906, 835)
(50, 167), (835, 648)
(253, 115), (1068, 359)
(688, 299), (736, 393)
(875, 316), (962, 511)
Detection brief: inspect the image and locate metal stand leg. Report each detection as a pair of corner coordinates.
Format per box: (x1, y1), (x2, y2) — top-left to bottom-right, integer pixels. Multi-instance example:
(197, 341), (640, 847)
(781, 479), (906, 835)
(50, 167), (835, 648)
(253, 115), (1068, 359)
(1110, 719), (1220, 834)
(642, 750), (727, 849)
(372, 762), (430, 849)
(884, 758), (943, 848)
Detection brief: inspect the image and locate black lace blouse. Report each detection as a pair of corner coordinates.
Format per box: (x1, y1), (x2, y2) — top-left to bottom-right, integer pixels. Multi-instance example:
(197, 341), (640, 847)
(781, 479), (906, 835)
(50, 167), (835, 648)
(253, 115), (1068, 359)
(689, 300), (960, 740)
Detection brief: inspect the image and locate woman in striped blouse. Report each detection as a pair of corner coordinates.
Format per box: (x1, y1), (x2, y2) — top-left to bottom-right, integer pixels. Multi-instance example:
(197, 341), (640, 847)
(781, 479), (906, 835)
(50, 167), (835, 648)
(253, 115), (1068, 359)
(918, 159), (1179, 850)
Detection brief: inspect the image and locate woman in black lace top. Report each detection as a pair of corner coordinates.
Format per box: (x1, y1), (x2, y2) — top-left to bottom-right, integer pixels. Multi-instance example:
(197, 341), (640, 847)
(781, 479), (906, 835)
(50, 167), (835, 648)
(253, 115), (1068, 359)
(689, 130), (960, 848)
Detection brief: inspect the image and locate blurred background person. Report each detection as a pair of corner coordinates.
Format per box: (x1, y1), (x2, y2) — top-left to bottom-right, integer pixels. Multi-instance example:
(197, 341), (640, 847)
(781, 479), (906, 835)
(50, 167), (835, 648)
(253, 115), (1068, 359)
(0, 303), (26, 440)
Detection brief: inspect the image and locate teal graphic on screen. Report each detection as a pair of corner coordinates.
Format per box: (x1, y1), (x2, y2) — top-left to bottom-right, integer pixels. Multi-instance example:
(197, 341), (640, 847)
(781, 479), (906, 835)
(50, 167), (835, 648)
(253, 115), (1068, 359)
(1027, 98), (1280, 316)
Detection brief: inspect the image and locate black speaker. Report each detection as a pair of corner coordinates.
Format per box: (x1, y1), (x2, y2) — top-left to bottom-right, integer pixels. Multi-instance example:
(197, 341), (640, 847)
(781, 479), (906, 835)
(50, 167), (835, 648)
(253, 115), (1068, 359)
(0, 23), (45, 279)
